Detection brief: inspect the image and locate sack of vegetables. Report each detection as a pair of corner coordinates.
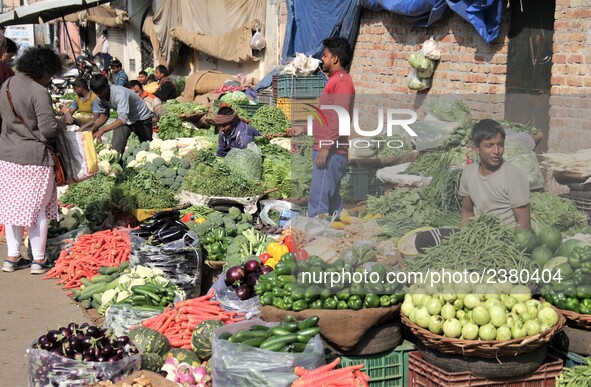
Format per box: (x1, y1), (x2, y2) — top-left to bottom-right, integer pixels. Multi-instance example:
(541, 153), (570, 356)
(27, 322), (141, 387)
(211, 318), (324, 387)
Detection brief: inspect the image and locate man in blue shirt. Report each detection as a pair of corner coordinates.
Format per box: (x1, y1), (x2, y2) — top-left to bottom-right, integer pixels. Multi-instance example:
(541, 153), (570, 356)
(109, 58), (128, 87)
(88, 74), (152, 159)
(215, 103), (260, 157)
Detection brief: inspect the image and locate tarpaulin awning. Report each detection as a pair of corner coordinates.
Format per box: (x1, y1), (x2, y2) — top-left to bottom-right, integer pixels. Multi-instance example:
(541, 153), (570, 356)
(170, 23), (260, 64)
(0, 0), (109, 26)
(282, 0), (362, 62)
(64, 5), (129, 27)
(147, 0), (265, 69)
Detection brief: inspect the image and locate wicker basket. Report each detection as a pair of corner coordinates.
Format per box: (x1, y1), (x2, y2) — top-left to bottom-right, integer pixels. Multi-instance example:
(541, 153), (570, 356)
(401, 313), (566, 358)
(397, 227), (435, 257)
(550, 304), (591, 331)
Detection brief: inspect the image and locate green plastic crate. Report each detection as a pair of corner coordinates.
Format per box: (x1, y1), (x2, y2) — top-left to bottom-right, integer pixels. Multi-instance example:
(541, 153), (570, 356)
(276, 74), (325, 98)
(328, 340), (416, 387)
(347, 167), (384, 201)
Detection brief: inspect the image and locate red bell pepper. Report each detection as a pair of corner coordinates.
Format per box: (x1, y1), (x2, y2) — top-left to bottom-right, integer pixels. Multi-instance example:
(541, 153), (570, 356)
(181, 213), (194, 223)
(259, 252), (272, 264)
(284, 236), (297, 253)
(294, 249), (309, 261)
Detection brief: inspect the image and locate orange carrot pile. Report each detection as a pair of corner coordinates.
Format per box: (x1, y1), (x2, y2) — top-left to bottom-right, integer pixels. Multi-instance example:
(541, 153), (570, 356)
(292, 358), (370, 387)
(140, 292), (245, 349)
(43, 229), (130, 289)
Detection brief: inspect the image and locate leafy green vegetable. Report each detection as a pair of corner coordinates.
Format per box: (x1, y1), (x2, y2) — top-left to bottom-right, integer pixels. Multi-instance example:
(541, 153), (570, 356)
(162, 100), (208, 116)
(181, 161), (263, 198)
(249, 106), (290, 136)
(60, 174), (116, 227)
(531, 192), (590, 236)
(223, 143), (262, 182)
(112, 169), (178, 211)
(503, 142), (544, 190)
(219, 91), (249, 105)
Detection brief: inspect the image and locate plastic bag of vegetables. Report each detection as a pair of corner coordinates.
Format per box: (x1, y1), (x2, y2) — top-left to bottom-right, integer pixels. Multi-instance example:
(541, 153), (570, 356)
(503, 141), (545, 190)
(409, 51), (434, 78)
(224, 143), (262, 182)
(211, 319), (324, 387)
(211, 276), (261, 318)
(407, 68), (431, 91)
(103, 303), (162, 337)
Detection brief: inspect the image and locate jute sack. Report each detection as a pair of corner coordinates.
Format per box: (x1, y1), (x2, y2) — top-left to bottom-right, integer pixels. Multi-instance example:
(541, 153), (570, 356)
(261, 304), (400, 351)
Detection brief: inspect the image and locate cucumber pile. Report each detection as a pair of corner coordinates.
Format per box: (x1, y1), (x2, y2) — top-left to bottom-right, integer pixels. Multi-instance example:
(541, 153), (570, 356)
(220, 316), (320, 353)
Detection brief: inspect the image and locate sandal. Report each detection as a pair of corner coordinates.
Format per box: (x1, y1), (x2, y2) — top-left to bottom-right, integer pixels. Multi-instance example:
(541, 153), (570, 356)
(30, 258), (52, 275)
(2, 256), (32, 272)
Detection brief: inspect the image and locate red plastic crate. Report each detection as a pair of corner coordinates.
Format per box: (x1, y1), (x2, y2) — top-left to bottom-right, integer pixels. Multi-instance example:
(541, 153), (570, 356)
(408, 351), (563, 387)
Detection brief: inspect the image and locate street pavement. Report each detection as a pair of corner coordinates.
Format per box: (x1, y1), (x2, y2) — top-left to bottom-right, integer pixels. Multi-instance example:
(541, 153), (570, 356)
(0, 243), (91, 386)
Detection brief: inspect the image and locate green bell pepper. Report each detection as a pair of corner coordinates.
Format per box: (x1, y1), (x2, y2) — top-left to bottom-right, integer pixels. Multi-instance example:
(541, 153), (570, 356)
(214, 228), (226, 241)
(310, 299), (323, 309)
(254, 283), (266, 295)
(260, 292), (274, 306)
(291, 287), (305, 301)
(364, 294), (380, 308)
(274, 261), (292, 276)
(280, 252), (296, 264)
(336, 288), (350, 301)
(580, 303), (591, 315)
(568, 249), (581, 269)
(582, 298), (591, 308)
(272, 288), (285, 297)
(272, 297), (285, 309)
(323, 296), (338, 309)
(350, 283), (364, 296)
(558, 263), (574, 280)
(209, 242), (222, 254)
(564, 285), (578, 299)
(577, 285), (591, 299)
(380, 295), (391, 307)
(283, 283), (293, 293)
(283, 296), (293, 310)
(582, 261), (591, 274)
(203, 232), (215, 245)
(307, 256), (324, 268)
(565, 297), (580, 313)
(553, 293), (568, 310)
(348, 295), (363, 310)
(573, 270), (591, 286)
(337, 300), (349, 310)
(579, 246), (591, 262)
(320, 288), (332, 300)
(292, 299), (309, 312)
(390, 293), (404, 305)
(305, 285), (321, 302)
(365, 282), (385, 295)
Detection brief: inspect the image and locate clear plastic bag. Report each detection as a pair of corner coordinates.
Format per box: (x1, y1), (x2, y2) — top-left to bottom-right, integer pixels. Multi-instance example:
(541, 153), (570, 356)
(130, 233), (202, 298)
(260, 200), (302, 227)
(407, 68), (431, 91)
(211, 276), (260, 318)
(224, 143), (262, 182)
(29, 226), (91, 263)
(211, 319), (324, 387)
(103, 303), (162, 337)
(422, 37), (442, 60)
(250, 30), (266, 51)
(27, 344), (140, 387)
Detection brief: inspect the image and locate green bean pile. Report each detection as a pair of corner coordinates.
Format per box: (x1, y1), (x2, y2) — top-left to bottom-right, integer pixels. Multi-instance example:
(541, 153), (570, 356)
(406, 215), (537, 274)
(249, 106), (291, 136)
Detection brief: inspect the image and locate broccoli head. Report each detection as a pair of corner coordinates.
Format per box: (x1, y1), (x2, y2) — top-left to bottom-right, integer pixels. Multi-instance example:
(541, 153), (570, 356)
(237, 223), (251, 234)
(207, 212), (225, 228)
(189, 219), (213, 238)
(228, 206), (242, 221)
(239, 212), (253, 224)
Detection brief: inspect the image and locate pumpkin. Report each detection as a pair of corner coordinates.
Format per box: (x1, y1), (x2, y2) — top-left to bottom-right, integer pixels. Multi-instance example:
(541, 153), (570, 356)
(140, 353), (164, 372)
(191, 319), (225, 360)
(164, 348), (200, 365)
(129, 327), (170, 356)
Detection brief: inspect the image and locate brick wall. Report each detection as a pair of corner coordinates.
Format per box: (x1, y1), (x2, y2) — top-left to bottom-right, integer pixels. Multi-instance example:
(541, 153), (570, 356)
(548, 0), (591, 153)
(349, 8), (510, 122)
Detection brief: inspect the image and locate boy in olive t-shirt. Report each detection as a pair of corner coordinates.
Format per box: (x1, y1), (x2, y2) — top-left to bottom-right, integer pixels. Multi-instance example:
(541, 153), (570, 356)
(459, 119), (531, 229)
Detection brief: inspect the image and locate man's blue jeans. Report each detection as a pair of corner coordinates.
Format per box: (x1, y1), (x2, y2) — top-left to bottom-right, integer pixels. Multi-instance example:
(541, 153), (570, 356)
(307, 151), (348, 218)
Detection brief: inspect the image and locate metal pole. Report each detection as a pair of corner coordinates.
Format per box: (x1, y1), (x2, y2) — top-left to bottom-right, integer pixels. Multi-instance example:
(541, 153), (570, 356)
(61, 15), (76, 60)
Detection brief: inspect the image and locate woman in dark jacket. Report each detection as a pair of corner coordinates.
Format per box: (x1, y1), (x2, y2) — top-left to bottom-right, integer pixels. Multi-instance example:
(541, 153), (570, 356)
(0, 47), (64, 274)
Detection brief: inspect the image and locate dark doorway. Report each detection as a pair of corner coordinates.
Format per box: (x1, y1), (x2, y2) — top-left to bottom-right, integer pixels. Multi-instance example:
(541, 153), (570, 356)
(140, 7), (154, 71)
(505, 0), (555, 152)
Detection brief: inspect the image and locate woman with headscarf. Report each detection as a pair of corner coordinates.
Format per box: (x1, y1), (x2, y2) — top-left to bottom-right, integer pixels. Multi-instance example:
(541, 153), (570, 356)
(215, 103), (260, 157)
(0, 47), (65, 274)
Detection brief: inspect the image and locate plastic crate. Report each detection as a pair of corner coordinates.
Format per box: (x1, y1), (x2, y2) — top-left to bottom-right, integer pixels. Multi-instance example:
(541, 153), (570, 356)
(347, 167), (385, 201)
(213, 100), (263, 118)
(548, 345), (587, 368)
(327, 341), (416, 387)
(276, 74), (325, 98)
(408, 351), (563, 387)
(276, 97), (319, 123)
(560, 193), (591, 226)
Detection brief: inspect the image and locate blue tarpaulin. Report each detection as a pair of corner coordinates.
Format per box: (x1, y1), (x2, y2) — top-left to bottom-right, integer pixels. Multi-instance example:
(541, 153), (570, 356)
(446, 0), (503, 43)
(360, 0), (450, 27)
(281, 0), (362, 62)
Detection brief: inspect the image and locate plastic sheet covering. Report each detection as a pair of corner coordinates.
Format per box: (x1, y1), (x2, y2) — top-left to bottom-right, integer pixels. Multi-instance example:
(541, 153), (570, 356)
(130, 233), (202, 298)
(27, 343), (140, 387)
(446, 0), (503, 43)
(282, 0), (362, 62)
(211, 319), (324, 387)
(361, 0), (449, 27)
(211, 276), (260, 318)
(103, 304), (162, 337)
(29, 226), (90, 263)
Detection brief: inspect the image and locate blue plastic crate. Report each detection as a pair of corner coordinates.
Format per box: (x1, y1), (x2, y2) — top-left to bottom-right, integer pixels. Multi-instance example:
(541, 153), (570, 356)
(548, 345), (587, 368)
(276, 74), (325, 98)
